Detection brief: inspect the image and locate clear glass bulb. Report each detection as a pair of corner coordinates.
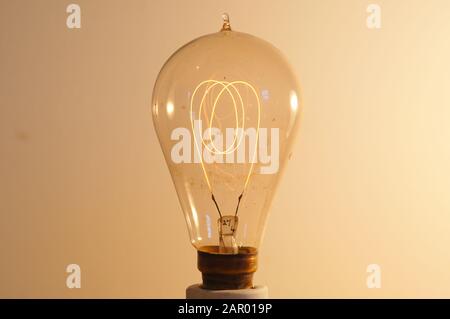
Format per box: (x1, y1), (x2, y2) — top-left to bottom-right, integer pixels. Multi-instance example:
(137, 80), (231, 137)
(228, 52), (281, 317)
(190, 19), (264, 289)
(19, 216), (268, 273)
(152, 15), (301, 289)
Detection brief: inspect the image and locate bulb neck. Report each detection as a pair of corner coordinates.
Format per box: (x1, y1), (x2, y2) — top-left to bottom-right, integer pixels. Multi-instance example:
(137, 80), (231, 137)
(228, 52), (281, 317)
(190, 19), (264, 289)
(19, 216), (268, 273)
(197, 245), (258, 290)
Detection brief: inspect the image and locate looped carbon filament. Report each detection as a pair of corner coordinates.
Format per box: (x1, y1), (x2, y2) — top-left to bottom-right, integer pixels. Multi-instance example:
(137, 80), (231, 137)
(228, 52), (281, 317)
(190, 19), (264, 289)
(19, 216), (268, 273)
(189, 80), (261, 219)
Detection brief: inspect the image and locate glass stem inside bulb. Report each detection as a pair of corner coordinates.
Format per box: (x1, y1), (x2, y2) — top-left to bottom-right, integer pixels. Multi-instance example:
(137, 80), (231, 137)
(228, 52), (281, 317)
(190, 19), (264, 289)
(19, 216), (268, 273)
(218, 215), (239, 254)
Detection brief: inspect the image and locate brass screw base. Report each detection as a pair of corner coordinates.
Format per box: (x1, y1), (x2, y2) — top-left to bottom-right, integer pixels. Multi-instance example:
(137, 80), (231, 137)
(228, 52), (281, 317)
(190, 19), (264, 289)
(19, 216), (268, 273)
(197, 245), (258, 290)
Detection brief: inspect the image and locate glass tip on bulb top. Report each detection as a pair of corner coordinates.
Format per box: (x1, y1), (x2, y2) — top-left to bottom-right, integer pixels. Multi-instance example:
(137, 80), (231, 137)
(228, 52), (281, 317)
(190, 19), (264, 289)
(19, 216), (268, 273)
(221, 13), (232, 31)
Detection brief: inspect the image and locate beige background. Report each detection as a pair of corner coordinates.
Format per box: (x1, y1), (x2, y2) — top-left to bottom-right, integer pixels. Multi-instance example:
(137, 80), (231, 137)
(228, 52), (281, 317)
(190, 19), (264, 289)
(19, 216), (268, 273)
(1, 0), (450, 298)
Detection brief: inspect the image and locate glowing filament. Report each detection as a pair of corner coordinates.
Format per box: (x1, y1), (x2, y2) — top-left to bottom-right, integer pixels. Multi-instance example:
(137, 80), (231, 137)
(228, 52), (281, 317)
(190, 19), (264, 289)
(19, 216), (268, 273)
(190, 80), (261, 194)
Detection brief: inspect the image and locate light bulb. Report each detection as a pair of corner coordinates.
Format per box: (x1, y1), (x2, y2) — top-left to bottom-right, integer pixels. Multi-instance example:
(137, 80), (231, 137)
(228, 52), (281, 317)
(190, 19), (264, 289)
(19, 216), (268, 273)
(152, 14), (301, 290)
